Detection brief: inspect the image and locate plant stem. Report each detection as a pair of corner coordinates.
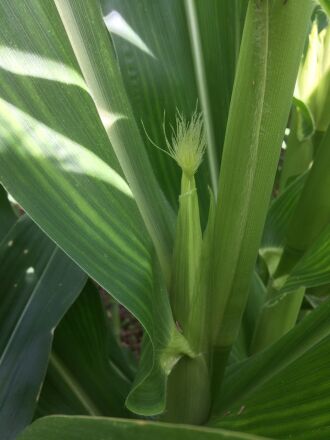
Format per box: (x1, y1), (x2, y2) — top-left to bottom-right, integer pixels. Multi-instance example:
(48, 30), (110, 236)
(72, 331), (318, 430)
(162, 355), (210, 425)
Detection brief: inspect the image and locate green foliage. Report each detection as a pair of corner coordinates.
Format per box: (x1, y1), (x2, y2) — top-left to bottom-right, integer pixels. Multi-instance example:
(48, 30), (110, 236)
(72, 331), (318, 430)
(36, 281), (133, 418)
(0, 214), (86, 440)
(0, 0), (329, 439)
(18, 416), (272, 440)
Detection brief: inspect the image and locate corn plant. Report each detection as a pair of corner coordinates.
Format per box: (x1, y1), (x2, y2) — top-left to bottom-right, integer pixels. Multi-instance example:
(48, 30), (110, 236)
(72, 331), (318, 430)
(0, 0), (330, 439)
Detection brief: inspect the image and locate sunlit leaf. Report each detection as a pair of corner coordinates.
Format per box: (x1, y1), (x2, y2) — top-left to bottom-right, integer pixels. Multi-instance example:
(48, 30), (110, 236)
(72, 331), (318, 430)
(0, 0), (189, 417)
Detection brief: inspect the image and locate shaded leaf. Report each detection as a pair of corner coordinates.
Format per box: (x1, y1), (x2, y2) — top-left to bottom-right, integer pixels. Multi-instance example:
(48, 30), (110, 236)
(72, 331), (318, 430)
(214, 297), (330, 413)
(18, 416), (273, 440)
(0, 216), (86, 440)
(0, 184), (16, 240)
(293, 97), (315, 141)
(231, 273), (266, 363)
(260, 172), (308, 275)
(280, 222), (330, 294)
(36, 281), (132, 418)
(211, 334), (330, 440)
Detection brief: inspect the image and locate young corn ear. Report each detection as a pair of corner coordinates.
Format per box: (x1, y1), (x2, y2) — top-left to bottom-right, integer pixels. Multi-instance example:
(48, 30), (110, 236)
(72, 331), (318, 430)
(164, 110), (211, 424)
(167, 110), (205, 339)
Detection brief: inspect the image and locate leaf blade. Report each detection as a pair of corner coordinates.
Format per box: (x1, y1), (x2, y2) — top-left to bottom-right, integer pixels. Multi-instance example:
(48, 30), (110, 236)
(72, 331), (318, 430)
(18, 416), (273, 440)
(211, 333), (330, 439)
(214, 297), (330, 413)
(0, 216), (86, 440)
(0, 0), (184, 416)
(36, 281), (132, 419)
(54, 0), (175, 279)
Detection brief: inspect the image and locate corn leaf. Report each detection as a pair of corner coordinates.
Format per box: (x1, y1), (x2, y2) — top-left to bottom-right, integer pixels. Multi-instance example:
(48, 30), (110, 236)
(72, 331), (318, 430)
(252, 115), (330, 349)
(36, 281), (132, 418)
(0, 185), (16, 240)
(101, 0), (248, 211)
(213, 297), (330, 413)
(18, 416), (273, 440)
(0, 216), (86, 440)
(278, 122), (330, 272)
(210, 0), (313, 361)
(279, 113), (313, 193)
(211, 333), (330, 439)
(53, 0), (175, 279)
(261, 173), (307, 251)
(320, 0), (330, 16)
(280, 221), (330, 294)
(188, 0), (249, 190)
(231, 273), (266, 363)
(0, 0), (188, 416)
(293, 97), (315, 141)
(260, 172), (308, 275)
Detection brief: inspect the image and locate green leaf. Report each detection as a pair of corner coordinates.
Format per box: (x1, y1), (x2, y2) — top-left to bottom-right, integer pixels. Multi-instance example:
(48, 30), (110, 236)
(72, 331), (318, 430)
(53, 0), (175, 280)
(275, 119), (330, 277)
(279, 107), (313, 193)
(0, 0), (150, 316)
(320, 0), (330, 16)
(189, 0), (249, 190)
(183, 0), (218, 191)
(36, 280), (132, 418)
(0, 216), (86, 440)
(101, 0), (247, 217)
(210, 0), (313, 363)
(0, 184), (16, 240)
(125, 259), (194, 416)
(213, 297), (330, 413)
(0, 1), (187, 416)
(261, 173), (307, 252)
(18, 416), (273, 440)
(277, 97), (315, 192)
(280, 221), (330, 293)
(306, 23), (330, 132)
(252, 121), (330, 350)
(259, 172), (307, 276)
(101, 0), (198, 208)
(232, 272), (266, 363)
(293, 97), (315, 141)
(211, 333), (330, 439)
